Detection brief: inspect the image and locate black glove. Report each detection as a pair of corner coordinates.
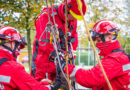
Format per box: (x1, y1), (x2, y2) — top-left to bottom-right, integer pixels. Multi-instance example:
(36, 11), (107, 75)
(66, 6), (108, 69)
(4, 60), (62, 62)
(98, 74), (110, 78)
(49, 50), (57, 62)
(49, 49), (66, 71)
(49, 50), (66, 90)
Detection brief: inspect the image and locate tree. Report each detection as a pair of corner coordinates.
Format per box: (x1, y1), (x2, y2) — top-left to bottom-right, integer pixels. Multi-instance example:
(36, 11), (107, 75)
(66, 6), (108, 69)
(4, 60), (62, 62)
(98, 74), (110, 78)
(0, 0), (45, 72)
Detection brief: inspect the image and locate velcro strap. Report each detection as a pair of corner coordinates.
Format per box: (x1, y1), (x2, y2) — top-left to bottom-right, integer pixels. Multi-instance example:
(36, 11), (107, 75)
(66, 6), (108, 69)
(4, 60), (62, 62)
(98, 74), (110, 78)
(122, 63), (130, 71)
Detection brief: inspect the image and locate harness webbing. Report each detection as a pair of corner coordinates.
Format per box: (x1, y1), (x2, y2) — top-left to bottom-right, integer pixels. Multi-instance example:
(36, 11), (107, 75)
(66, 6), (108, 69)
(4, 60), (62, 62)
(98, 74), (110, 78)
(0, 58), (9, 66)
(111, 48), (130, 61)
(31, 39), (39, 77)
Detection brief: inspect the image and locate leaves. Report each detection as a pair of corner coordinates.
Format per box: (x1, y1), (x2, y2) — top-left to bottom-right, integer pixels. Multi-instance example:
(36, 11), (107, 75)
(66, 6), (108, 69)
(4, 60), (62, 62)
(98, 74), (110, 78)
(0, 0), (46, 71)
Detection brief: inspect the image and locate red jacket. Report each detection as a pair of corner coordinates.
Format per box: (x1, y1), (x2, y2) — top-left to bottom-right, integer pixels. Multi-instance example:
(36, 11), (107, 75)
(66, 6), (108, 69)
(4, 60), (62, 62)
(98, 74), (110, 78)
(0, 49), (49, 90)
(33, 4), (78, 81)
(75, 41), (130, 90)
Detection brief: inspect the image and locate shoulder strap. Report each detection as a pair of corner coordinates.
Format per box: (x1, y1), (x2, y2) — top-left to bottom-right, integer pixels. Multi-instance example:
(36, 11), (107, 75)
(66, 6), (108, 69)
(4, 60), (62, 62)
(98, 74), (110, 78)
(111, 48), (126, 54)
(0, 58), (9, 66)
(111, 48), (130, 61)
(31, 39), (39, 77)
(53, 6), (58, 13)
(127, 55), (130, 60)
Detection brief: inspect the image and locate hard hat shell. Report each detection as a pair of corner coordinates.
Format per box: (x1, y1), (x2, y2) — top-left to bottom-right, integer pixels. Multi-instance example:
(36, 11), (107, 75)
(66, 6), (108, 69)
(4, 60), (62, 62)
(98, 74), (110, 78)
(64, 0), (87, 20)
(0, 26), (27, 49)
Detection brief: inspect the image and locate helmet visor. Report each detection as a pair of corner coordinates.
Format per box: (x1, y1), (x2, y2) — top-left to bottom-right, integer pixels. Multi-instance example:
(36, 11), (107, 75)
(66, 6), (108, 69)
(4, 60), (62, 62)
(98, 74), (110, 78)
(19, 36), (27, 49)
(89, 30), (100, 41)
(21, 36), (27, 45)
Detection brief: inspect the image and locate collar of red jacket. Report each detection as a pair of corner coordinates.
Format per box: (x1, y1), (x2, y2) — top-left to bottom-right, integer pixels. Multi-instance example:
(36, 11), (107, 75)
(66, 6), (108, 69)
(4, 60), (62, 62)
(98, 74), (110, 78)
(96, 40), (122, 57)
(0, 49), (16, 61)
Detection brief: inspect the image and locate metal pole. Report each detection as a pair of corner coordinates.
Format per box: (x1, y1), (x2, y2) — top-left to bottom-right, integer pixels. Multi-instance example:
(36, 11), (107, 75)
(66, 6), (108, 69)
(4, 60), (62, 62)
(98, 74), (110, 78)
(78, 43), (81, 65)
(88, 42), (90, 66)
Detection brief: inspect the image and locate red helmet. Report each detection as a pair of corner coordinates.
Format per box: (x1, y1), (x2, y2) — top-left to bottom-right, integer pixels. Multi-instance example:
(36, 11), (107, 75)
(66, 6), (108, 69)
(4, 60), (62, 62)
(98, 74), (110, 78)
(64, 0), (87, 21)
(0, 26), (27, 49)
(90, 19), (120, 41)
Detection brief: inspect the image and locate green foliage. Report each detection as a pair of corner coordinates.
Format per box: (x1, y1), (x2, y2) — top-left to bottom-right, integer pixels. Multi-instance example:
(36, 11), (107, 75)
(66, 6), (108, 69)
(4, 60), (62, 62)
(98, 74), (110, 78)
(118, 34), (130, 54)
(0, 0), (45, 30)
(0, 0), (46, 72)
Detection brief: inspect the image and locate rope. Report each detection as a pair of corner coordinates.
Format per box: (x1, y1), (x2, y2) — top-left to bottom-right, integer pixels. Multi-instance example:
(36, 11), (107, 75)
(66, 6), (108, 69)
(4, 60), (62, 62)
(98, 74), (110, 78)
(65, 0), (71, 89)
(38, 0), (75, 89)
(48, 0), (68, 83)
(38, 28), (49, 46)
(38, 0), (51, 47)
(46, 0), (51, 23)
(76, 0), (113, 90)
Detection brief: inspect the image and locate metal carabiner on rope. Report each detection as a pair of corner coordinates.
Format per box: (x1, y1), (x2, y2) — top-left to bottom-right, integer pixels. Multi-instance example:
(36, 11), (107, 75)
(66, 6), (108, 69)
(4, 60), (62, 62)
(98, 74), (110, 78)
(48, 0), (69, 82)
(38, 26), (50, 46)
(38, 0), (52, 47)
(44, 0), (71, 89)
(42, 0), (75, 89)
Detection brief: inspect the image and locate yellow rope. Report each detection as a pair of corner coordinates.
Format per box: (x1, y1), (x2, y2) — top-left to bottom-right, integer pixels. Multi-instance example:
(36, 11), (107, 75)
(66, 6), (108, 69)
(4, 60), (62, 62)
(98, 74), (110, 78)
(76, 0), (113, 90)
(65, 0), (71, 89)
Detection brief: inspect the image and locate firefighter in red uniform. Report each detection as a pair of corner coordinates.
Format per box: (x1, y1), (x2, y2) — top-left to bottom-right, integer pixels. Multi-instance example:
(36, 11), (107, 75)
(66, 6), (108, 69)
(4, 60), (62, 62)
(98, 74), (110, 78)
(64, 19), (130, 90)
(32, 0), (86, 84)
(0, 26), (51, 90)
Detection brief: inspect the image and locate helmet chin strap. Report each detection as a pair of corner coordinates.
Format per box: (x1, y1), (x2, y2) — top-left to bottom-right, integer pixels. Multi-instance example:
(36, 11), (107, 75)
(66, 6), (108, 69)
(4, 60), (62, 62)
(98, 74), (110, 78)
(99, 34), (105, 42)
(2, 42), (20, 58)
